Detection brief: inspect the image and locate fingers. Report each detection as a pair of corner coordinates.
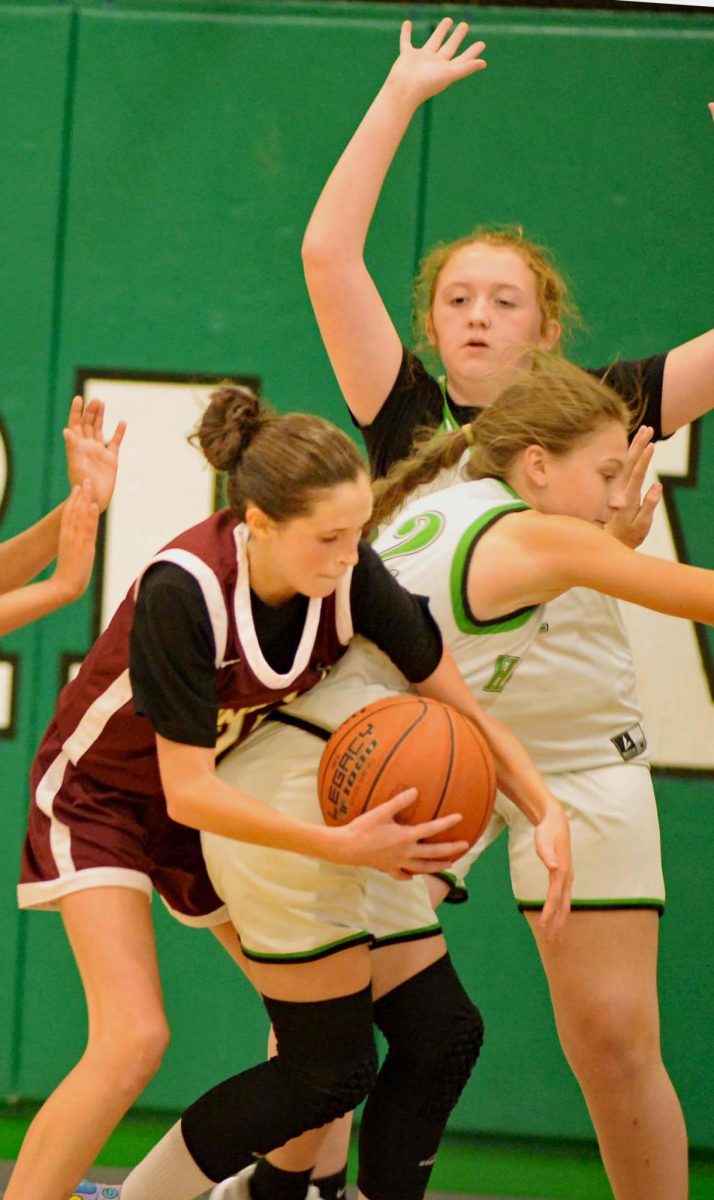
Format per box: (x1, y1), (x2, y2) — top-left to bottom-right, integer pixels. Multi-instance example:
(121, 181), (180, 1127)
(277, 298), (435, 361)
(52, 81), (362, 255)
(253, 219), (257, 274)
(61, 481), (100, 543)
(539, 859), (573, 942)
(399, 19), (413, 54)
(67, 394), (83, 432)
(623, 430), (654, 495)
(107, 419), (127, 454)
(423, 17), (457, 53)
(377, 788), (419, 819)
(417, 17), (486, 67)
(640, 480), (662, 521)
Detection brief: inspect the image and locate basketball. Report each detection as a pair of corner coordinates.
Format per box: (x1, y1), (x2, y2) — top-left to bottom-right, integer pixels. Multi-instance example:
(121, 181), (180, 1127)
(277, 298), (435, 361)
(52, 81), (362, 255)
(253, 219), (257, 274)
(317, 695), (496, 849)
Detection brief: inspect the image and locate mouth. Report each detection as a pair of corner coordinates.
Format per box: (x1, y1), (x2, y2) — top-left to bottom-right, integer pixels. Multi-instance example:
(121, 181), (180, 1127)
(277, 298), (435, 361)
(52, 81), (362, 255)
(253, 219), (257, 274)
(465, 339), (490, 349)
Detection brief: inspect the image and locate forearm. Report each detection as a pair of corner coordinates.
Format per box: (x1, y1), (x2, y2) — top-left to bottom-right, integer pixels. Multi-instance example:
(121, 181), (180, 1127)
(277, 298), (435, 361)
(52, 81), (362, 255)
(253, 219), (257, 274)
(302, 74), (420, 266)
(166, 768), (339, 861)
(0, 575), (78, 637)
(413, 647), (554, 825)
(0, 504), (64, 592)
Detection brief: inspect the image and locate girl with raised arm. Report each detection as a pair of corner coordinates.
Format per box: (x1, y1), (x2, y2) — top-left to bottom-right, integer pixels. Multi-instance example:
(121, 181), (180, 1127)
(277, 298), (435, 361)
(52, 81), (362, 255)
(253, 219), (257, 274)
(300, 18), (714, 1198)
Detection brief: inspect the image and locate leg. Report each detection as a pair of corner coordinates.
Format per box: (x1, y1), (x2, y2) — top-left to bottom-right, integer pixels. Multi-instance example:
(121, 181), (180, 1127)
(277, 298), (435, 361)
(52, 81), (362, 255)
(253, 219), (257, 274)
(528, 909), (687, 1200)
(211, 920), (258, 987)
(121, 946), (378, 1200)
(357, 939), (483, 1200)
(268, 932), (453, 1192)
(5, 887), (168, 1200)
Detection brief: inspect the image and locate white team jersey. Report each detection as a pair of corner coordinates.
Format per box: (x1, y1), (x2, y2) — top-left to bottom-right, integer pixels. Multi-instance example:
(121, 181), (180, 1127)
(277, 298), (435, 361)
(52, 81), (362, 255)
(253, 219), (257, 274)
(381, 458), (648, 774)
(375, 477), (545, 702)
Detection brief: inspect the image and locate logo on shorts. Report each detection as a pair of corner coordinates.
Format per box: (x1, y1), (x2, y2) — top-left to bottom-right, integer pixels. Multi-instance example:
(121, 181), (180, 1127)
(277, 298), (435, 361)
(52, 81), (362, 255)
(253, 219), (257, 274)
(611, 723), (647, 761)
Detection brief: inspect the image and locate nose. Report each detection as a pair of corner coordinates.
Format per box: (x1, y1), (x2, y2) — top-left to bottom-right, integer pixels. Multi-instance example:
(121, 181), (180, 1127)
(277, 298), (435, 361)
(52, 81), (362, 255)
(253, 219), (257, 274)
(468, 296), (490, 327)
(609, 483), (627, 512)
(337, 538), (360, 568)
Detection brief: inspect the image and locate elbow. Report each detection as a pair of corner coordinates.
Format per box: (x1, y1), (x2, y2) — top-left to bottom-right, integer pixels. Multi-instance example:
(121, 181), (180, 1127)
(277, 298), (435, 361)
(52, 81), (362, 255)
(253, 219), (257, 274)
(301, 228), (333, 275)
(164, 787), (196, 829)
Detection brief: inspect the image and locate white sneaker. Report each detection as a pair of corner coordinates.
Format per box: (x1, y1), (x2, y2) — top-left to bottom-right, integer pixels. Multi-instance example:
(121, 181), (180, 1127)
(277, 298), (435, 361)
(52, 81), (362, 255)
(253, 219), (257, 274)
(209, 1163), (256, 1200)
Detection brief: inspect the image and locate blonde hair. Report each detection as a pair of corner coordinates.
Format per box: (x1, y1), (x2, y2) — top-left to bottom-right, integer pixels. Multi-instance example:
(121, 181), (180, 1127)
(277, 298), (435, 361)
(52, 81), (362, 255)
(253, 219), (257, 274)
(412, 225), (580, 367)
(370, 357), (631, 532)
(192, 383), (366, 522)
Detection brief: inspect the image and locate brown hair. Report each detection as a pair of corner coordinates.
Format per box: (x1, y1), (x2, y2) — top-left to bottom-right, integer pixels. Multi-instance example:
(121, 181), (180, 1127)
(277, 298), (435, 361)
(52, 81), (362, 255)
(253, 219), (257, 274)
(192, 383), (366, 522)
(370, 357), (630, 532)
(412, 225), (580, 367)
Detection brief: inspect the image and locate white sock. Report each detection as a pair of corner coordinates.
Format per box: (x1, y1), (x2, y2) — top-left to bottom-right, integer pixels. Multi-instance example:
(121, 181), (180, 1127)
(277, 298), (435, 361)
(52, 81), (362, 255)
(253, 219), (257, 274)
(120, 1120), (215, 1200)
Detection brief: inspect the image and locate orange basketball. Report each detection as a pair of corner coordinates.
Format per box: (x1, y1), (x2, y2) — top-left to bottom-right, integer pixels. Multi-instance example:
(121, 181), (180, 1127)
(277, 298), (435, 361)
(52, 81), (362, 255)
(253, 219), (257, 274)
(317, 695), (496, 850)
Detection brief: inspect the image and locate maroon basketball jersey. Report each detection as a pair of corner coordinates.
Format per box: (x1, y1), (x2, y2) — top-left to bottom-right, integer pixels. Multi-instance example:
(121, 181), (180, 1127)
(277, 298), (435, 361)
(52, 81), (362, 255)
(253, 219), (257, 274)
(45, 510), (354, 795)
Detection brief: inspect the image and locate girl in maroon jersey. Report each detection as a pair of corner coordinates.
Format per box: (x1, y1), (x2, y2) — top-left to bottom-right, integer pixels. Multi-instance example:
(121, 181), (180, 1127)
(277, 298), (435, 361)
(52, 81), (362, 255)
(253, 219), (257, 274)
(8, 383), (571, 1200)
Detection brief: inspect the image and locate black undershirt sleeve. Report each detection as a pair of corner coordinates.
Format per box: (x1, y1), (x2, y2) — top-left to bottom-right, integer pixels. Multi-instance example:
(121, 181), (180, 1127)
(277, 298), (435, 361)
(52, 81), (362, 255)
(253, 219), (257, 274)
(350, 541), (443, 683)
(359, 348), (443, 480)
(359, 347), (669, 477)
(587, 354), (667, 441)
(130, 563), (219, 747)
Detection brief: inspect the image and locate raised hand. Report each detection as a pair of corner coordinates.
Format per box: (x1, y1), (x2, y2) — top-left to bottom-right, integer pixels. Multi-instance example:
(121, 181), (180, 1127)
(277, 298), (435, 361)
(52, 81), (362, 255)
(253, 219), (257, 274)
(333, 788), (469, 879)
(388, 17), (487, 107)
(53, 481), (100, 601)
(64, 395), (126, 513)
(605, 425), (662, 549)
(533, 805), (573, 943)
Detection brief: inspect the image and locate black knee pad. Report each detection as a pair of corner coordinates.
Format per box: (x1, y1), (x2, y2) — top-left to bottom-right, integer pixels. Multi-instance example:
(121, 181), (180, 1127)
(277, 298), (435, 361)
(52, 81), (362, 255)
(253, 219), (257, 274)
(374, 953), (483, 1116)
(358, 956), (483, 1200)
(182, 986), (377, 1182)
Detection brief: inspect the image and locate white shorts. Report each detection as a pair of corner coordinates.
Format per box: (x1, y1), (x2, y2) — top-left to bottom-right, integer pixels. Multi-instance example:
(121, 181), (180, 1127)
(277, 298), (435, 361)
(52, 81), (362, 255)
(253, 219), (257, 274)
(203, 716), (440, 963)
(446, 762), (664, 912)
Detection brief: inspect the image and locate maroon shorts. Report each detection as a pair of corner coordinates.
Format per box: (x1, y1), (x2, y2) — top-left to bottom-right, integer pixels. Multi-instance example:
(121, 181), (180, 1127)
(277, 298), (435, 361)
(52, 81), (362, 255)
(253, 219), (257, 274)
(19, 722), (228, 927)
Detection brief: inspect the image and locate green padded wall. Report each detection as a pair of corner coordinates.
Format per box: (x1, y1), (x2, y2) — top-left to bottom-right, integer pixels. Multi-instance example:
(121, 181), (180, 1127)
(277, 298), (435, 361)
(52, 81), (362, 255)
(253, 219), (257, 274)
(1, 0), (712, 1154)
(0, 0), (73, 1096)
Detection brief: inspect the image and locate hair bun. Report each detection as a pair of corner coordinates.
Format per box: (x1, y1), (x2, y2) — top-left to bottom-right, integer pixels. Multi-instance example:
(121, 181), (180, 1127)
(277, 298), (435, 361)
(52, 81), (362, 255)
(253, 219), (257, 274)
(193, 383), (268, 472)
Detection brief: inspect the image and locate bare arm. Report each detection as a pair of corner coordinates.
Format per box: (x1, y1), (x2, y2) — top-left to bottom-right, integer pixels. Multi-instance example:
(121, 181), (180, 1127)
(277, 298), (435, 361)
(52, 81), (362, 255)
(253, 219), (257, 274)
(660, 329), (714, 436)
(468, 509), (714, 625)
(0, 483), (99, 636)
(156, 735), (468, 879)
(302, 18), (486, 425)
(413, 646), (572, 940)
(0, 505), (65, 593)
(0, 395), (124, 593)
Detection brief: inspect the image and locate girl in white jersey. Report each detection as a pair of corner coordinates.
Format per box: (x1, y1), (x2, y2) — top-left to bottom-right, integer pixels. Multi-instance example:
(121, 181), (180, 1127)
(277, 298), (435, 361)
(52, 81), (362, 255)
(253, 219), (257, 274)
(300, 18), (714, 1199)
(111, 359), (714, 1200)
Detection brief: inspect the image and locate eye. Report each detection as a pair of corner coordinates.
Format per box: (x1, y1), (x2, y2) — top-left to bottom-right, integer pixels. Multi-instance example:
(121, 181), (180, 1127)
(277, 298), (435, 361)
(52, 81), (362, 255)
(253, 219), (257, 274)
(319, 535), (339, 544)
(496, 298), (516, 308)
(448, 294), (468, 306)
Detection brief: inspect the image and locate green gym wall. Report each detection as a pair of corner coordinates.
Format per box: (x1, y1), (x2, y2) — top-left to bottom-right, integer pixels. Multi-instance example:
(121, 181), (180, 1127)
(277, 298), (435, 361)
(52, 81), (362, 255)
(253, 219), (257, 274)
(0, 0), (712, 1153)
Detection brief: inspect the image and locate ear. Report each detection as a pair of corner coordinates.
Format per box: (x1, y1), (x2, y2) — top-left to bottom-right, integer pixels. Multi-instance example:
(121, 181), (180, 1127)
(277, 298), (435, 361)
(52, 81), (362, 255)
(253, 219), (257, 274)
(244, 504), (274, 538)
(538, 318), (561, 352)
(521, 444), (550, 488)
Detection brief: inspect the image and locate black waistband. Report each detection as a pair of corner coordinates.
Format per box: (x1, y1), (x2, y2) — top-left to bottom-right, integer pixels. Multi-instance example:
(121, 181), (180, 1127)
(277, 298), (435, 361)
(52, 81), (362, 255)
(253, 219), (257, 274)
(268, 709), (332, 744)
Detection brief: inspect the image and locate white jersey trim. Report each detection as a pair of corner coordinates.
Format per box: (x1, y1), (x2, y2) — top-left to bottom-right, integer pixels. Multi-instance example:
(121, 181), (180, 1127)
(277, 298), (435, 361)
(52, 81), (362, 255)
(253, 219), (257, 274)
(334, 566), (354, 645)
(138, 548), (229, 668)
(233, 524), (325, 689)
(18, 866), (153, 911)
(62, 670), (133, 766)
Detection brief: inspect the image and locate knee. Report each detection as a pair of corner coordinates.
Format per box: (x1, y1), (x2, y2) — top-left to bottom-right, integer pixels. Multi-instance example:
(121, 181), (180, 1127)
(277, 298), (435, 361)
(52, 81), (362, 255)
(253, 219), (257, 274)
(91, 1011), (170, 1090)
(267, 987), (378, 1124)
(559, 994), (660, 1086)
(374, 957), (484, 1117)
